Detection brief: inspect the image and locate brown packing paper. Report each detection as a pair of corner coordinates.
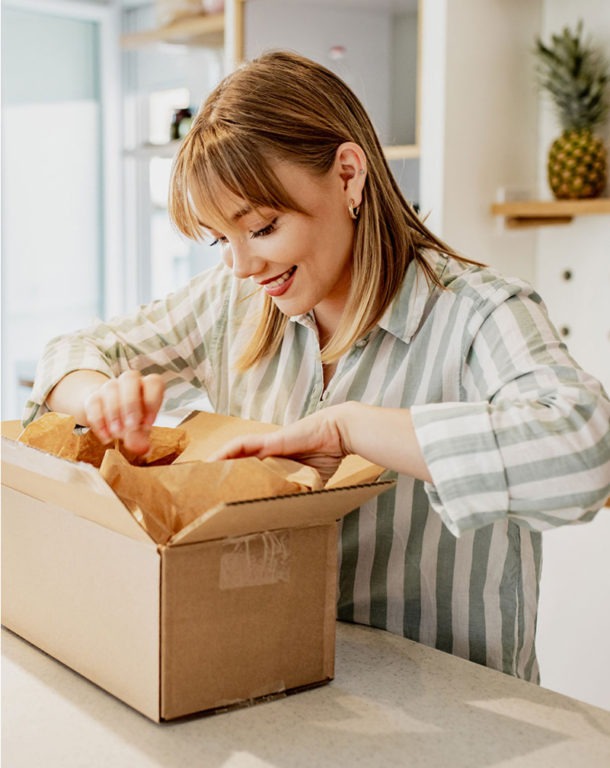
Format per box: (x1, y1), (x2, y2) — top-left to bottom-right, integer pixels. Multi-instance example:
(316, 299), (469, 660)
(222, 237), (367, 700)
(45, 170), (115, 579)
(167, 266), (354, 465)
(176, 410), (281, 462)
(17, 413), (189, 468)
(15, 410), (384, 547)
(99, 451), (319, 544)
(16, 412), (80, 459)
(259, 457), (323, 492)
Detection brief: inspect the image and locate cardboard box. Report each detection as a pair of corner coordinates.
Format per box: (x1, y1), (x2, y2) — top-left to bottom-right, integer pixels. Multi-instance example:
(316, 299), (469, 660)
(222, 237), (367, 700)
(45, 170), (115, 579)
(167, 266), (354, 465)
(1, 411), (393, 721)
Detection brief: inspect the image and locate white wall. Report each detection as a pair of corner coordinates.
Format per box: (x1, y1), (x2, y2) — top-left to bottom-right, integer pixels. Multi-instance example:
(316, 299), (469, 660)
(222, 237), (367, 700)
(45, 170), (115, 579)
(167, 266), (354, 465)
(420, 0), (609, 711)
(533, 0), (610, 712)
(534, 0), (610, 388)
(420, 0), (542, 283)
(245, 1), (393, 143)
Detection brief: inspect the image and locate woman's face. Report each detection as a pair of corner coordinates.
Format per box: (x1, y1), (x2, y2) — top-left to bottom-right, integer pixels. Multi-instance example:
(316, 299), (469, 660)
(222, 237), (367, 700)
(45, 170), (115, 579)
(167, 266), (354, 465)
(200, 158), (357, 337)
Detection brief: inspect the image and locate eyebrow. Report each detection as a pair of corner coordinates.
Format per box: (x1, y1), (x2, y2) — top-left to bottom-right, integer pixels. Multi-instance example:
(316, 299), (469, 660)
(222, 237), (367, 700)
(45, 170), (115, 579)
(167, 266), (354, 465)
(232, 205), (252, 221)
(199, 204), (253, 232)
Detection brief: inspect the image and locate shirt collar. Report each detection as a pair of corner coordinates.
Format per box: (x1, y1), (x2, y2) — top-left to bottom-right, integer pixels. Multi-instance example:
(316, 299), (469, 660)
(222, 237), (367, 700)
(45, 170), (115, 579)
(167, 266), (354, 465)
(289, 312), (316, 329)
(378, 251), (448, 344)
(289, 251), (449, 344)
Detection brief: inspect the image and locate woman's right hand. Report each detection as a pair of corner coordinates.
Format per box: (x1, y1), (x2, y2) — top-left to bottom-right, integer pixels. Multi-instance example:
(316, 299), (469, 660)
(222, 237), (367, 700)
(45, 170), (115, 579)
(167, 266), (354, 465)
(46, 369), (165, 456)
(84, 370), (165, 455)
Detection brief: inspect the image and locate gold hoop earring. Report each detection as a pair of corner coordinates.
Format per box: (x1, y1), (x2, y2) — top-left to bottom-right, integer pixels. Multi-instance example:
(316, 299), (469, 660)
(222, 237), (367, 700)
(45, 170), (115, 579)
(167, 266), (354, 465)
(348, 199), (360, 220)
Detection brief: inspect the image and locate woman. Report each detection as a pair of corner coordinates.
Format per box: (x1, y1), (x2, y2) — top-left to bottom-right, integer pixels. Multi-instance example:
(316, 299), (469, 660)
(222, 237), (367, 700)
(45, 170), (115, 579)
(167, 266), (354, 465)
(26, 51), (610, 682)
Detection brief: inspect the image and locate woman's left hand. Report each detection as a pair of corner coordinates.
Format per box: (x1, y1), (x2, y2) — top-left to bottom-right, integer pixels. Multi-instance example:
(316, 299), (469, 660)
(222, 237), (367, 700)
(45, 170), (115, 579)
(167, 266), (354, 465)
(211, 401), (432, 485)
(209, 405), (350, 483)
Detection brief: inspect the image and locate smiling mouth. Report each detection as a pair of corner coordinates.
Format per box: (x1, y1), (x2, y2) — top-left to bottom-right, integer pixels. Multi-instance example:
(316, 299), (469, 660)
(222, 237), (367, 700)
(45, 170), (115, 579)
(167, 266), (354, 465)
(259, 266), (297, 290)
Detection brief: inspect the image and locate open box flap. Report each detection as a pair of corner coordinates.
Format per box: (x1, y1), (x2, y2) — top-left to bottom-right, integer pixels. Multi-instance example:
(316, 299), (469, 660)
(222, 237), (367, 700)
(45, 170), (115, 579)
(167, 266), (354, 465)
(168, 479), (395, 546)
(1, 420), (22, 440)
(1, 437), (152, 544)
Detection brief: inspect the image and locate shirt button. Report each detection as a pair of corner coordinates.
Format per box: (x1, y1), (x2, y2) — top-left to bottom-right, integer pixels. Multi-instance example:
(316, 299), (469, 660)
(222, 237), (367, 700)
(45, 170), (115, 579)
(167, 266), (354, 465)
(355, 338), (368, 349)
(321, 390), (330, 401)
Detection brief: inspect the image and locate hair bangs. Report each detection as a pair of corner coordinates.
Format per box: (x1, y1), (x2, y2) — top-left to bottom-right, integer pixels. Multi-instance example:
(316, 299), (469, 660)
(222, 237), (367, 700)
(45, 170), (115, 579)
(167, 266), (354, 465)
(170, 127), (307, 241)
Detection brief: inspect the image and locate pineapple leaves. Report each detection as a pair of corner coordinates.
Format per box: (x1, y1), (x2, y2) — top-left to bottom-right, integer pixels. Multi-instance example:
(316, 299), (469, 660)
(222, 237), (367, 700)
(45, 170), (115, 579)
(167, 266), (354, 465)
(534, 19), (609, 131)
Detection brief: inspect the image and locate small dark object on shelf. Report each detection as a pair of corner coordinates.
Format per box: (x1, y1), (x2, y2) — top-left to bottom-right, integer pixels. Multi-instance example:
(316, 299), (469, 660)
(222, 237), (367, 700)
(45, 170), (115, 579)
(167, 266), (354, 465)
(170, 107), (194, 141)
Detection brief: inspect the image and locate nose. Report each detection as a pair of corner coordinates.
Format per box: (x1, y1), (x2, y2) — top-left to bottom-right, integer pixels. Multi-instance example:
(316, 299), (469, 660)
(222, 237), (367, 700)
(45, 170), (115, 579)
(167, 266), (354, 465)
(222, 241), (265, 280)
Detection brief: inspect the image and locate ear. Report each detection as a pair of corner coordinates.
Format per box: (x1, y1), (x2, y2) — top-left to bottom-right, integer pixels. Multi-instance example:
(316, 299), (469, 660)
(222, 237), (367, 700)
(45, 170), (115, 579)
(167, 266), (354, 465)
(334, 142), (367, 205)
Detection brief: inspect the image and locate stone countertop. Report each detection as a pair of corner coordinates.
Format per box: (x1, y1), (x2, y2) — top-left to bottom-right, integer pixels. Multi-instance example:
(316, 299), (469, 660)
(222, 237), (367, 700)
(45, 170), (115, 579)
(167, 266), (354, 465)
(2, 622), (610, 767)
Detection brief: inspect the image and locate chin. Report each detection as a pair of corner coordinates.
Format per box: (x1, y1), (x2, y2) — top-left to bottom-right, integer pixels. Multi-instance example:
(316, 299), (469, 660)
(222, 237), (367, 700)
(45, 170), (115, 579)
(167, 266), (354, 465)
(272, 297), (314, 318)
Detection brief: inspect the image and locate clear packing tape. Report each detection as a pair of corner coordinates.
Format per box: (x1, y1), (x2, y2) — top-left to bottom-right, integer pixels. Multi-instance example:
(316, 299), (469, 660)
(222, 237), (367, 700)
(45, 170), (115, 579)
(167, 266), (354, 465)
(18, 413), (323, 544)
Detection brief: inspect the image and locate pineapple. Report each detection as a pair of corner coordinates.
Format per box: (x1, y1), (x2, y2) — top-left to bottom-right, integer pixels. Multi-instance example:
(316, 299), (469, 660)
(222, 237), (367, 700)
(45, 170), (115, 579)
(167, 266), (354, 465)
(534, 20), (609, 199)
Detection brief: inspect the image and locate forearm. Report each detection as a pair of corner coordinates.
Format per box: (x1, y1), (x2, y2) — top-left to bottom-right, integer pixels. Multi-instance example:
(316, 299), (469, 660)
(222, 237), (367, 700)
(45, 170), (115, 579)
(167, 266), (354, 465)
(336, 401), (432, 483)
(46, 370), (110, 426)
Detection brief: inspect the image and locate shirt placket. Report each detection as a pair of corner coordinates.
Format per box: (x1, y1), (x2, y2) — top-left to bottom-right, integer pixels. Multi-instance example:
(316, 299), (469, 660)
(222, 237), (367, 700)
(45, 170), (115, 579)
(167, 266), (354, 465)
(316, 334), (371, 411)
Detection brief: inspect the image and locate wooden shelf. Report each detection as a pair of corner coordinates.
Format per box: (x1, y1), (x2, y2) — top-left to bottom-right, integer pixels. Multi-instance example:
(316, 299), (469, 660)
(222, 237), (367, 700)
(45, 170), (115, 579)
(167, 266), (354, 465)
(124, 142), (182, 159)
(121, 13), (225, 49)
(384, 145), (420, 161)
(491, 198), (610, 229)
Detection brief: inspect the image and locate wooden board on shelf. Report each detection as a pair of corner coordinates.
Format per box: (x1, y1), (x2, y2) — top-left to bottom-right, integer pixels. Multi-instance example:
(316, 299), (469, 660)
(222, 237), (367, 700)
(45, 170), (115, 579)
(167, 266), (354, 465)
(126, 141), (421, 162)
(121, 13), (225, 49)
(383, 145), (420, 161)
(491, 198), (610, 228)
(124, 142), (182, 159)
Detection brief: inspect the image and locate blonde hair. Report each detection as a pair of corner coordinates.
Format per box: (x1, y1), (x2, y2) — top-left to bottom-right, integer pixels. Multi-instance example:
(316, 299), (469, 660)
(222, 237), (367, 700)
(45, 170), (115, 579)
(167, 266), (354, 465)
(170, 50), (467, 369)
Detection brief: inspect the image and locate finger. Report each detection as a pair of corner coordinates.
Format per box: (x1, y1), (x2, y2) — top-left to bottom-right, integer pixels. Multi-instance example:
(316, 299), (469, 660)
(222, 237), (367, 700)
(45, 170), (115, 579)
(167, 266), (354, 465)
(209, 434), (274, 461)
(123, 374), (164, 456)
(253, 419), (333, 460)
(211, 419), (327, 462)
(118, 370), (146, 431)
(211, 431), (342, 485)
(84, 388), (112, 445)
(119, 373), (151, 456)
(98, 378), (123, 440)
(122, 428), (152, 456)
(140, 374), (165, 427)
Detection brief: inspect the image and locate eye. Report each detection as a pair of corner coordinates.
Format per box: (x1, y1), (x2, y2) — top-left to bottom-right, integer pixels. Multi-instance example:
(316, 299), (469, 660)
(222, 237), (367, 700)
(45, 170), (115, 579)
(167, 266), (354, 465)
(250, 218), (278, 239)
(208, 235), (228, 247)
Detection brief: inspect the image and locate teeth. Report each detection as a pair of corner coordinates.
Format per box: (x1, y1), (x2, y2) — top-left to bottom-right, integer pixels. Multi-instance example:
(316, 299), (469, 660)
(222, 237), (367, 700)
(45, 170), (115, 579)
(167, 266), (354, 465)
(265, 267), (295, 289)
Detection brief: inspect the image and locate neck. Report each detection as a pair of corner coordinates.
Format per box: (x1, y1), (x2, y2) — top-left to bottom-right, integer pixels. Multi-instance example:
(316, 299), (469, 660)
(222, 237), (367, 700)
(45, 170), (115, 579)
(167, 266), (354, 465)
(314, 305), (342, 349)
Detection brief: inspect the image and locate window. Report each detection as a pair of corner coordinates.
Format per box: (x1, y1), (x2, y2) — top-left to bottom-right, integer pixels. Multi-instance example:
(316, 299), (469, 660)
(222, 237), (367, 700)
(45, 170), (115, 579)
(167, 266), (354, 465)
(1, 1), (120, 419)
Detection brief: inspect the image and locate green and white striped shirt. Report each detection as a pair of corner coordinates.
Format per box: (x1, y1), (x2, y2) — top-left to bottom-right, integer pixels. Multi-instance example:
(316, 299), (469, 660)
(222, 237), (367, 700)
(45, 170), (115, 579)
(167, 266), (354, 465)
(25, 250), (610, 681)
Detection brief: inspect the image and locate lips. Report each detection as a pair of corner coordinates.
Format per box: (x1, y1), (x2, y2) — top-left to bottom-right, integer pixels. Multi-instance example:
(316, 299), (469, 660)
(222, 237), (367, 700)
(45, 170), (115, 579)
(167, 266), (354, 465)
(259, 266), (297, 297)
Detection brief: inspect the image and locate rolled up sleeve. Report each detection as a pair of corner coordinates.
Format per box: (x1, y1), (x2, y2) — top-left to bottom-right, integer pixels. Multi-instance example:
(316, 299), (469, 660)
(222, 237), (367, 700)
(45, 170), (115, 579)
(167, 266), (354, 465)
(411, 289), (610, 537)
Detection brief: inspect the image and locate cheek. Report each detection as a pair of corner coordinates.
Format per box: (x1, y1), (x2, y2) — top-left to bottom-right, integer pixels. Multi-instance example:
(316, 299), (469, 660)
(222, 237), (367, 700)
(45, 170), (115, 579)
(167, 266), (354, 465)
(320, 217), (354, 268)
(314, 199), (353, 249)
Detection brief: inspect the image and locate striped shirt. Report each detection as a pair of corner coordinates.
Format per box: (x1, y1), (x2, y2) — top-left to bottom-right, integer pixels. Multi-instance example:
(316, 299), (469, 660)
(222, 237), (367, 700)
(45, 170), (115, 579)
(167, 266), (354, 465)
(25, 250), (610, 681)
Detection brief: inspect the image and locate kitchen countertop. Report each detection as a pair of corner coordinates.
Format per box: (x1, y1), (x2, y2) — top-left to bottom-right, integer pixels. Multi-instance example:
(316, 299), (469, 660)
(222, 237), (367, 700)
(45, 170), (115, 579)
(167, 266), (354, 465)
(2, 622), (610, 767)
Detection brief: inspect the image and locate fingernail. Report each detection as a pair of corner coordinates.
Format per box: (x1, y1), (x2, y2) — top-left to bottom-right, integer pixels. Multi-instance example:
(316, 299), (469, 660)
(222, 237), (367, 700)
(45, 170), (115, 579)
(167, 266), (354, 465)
(98, 429), (112, 445)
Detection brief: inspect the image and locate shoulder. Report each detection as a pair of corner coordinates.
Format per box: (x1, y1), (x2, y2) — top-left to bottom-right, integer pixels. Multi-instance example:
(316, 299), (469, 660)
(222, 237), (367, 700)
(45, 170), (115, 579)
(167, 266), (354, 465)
(188, 260), (235, 297)
(436, 255), (542, 315)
